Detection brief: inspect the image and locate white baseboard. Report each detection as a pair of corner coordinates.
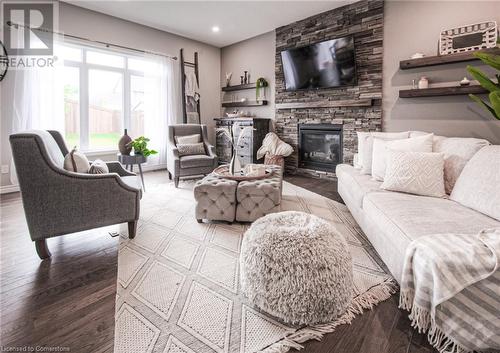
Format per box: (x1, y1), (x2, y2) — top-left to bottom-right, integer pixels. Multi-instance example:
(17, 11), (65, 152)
(0, 184), (20, 194)
(0, 165), (167, 195)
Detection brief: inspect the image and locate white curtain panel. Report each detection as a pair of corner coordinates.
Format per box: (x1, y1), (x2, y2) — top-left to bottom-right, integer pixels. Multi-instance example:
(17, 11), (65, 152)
(10, 34), (65, 184)
(143, 54), (181, 166)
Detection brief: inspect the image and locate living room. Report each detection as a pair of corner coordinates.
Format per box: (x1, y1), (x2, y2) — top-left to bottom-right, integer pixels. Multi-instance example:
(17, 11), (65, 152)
(0, 1), (499, 353)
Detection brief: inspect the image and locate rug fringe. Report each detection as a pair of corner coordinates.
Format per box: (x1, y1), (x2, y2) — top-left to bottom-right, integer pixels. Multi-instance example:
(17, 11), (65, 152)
(260, 277), (398, 353)
(399, 292), (471, 353)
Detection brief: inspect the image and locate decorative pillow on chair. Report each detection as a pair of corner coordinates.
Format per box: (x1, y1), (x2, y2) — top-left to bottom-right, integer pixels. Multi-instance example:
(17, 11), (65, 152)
(177, 143), (206, 156)
(371, 134), (434, 181)
(381, 150), (446, 198)
(89, 159), (109, 174)
(64, 147), (89, 173)
(175, 134), (201, 144)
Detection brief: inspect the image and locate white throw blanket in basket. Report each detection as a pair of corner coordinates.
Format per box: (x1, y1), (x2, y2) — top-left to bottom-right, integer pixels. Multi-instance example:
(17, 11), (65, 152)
(400, 228), (500, 353)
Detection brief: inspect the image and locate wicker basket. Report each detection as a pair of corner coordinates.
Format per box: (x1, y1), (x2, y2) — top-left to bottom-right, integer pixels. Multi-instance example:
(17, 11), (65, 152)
(264, 154), (285, 169)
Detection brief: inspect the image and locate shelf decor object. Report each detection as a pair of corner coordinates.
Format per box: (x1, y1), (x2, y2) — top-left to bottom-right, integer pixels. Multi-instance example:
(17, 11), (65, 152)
(439, 21), (497, 55)
(466, 50), (500, 120)
(399, 85), (487, 98)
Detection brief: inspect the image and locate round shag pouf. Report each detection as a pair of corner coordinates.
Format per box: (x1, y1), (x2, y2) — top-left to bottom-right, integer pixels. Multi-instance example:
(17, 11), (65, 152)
(240, 211), (354, 325)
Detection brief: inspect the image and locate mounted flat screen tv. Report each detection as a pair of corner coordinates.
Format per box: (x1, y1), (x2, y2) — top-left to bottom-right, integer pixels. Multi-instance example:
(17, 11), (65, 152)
(280, 36), (356, 91)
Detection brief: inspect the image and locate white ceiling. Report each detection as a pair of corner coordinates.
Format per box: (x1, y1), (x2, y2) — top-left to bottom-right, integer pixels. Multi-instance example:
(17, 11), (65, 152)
(63, 1), (354, 47)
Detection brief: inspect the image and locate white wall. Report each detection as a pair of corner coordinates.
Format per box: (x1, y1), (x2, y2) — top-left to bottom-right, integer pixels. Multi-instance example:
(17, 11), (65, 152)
(220, 31), (275, 119)
(0, 2), (221, 189)
(383, 1), (500, 143)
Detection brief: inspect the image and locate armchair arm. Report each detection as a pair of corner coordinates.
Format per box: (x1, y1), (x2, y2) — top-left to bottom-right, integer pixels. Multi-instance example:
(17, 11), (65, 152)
(167, 142), (180, 176)
(106, 161), (136, 177)
(204, 141), (217, 158)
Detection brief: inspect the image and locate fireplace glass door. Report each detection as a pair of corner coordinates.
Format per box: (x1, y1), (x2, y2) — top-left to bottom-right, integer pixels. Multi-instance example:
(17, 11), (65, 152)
(299, 124), (342, 171)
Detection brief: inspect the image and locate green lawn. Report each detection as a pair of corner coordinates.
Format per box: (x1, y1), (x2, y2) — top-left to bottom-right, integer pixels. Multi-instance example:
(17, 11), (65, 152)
(65, 133), (120, 150)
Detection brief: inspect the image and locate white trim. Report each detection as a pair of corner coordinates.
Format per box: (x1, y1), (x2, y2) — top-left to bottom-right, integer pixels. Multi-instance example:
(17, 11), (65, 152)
(0, 184), (20, 195)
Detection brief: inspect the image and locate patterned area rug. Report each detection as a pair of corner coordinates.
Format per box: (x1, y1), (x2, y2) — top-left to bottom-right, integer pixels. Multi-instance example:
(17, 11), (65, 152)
(114, 180), (397, 353)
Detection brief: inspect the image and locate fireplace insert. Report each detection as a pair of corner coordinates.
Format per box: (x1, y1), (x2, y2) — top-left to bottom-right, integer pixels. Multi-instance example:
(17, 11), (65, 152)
(298, 124), (343, 171)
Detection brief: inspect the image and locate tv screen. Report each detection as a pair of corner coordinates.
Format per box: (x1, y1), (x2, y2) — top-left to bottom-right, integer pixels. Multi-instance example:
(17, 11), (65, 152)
(280, 36), (356, 91)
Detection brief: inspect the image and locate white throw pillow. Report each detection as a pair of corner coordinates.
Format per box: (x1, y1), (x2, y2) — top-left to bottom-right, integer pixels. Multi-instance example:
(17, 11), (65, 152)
(381, 150), (446, 198)
(371, 134), (434, 181)
(450, 146), (500, 221)
(357, 131), (408, 173)
(433, 137), (490, 194)
(64, 147), (89, 173)
(175, 134), (201, 145)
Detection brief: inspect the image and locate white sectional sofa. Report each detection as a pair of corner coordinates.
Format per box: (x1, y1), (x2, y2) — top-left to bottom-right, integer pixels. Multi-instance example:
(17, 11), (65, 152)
(336, 134), (500, 282)
(336, 134), (500, 352)
(336, 162), (500, 282)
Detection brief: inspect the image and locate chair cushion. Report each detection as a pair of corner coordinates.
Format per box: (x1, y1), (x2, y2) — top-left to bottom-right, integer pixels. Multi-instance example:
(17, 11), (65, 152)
(450, 145), (500, 221)
(180, 154), (214, 169)
(335, 164), (385, 208)
(175, 134), (200, 144)
(177, 143), (206, 156)
(121, 176), (142, 190)
(29, 130), (66, 168)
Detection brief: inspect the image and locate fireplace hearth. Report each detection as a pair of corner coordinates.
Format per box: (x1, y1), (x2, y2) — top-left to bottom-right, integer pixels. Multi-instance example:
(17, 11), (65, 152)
(298, 124), (343, 172)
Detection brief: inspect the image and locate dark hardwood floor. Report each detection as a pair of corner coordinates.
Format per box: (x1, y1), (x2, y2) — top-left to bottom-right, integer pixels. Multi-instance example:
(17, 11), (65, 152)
(0, 171), (435, 353)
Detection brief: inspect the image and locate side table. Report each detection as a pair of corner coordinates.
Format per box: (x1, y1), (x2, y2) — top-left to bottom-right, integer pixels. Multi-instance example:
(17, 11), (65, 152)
(118, 154), (147, 191)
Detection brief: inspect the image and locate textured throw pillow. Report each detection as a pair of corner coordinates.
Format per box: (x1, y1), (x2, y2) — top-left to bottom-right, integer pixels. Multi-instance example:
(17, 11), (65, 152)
(175, 134), (201, 145)
(371, 134), (434, 181)
(433, 137), (490, 194)
(88, 159), (109, 174)
(64, 147), (89, 173)
(381, 150), (446, 198)
(360, 132), (409, 175)
(177, 143), (206, 156)
(450, 146), (500, 221)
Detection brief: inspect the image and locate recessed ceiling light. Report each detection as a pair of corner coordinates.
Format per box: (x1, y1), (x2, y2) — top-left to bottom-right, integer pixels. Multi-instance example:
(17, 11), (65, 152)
(212, 26), (220, 33)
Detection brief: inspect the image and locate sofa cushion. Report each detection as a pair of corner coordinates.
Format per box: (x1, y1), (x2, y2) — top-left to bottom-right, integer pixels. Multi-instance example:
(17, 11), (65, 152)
(335, 164), (385, 208)
(433, 137), (490, 194)
(180, 154), (214, 169)
(357, 131), (408, 171)
(450, 145), (500, 221)
(372, 134), (433, 181)
(362, 192), (500, 266)
(381, 151), (446, 198)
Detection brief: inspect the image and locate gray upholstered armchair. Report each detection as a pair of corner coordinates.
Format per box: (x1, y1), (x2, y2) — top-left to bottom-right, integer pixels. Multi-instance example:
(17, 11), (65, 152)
(167, 124), (218, 187)
(9, 130), (142, 259)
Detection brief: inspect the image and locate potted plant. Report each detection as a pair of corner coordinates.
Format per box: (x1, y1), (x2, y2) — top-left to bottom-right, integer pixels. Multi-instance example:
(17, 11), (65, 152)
(127, 136), (158, 157)
(466, 43), (500, 120)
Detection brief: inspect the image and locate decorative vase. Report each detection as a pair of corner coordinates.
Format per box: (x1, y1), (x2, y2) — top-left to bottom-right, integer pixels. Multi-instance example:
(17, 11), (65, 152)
(118, 129), (132, 155)
(418, 77), (429, 89)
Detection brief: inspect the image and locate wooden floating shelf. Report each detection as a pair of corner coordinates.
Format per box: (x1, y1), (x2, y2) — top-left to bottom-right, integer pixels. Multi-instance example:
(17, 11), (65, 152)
(399, 48), (499, 70)
(275, 99), (373, 110)
(399, 85), (487, 98)
(222, 83), (257, 92)
(222, 100), (268, 107)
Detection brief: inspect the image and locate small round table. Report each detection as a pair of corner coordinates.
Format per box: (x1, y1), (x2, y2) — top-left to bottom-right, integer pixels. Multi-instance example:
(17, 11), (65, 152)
(118, 154), (147, 191)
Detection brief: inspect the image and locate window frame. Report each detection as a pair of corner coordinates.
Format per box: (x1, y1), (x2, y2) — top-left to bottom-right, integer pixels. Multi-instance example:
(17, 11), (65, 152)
(62, 41), (146, 153)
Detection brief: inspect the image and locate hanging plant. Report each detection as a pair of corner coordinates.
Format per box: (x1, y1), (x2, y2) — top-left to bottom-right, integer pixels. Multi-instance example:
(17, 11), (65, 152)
(256, 77), (268, 101)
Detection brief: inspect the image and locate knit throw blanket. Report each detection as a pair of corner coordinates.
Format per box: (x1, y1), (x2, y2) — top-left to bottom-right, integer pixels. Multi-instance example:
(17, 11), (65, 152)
(399, 228), (500, 353)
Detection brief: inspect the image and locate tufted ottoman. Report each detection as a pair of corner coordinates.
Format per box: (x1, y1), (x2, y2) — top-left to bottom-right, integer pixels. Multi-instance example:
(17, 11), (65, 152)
(235, 166), (282, 222)
(194, 175), (237, 223)
(240, 211), (354, 325)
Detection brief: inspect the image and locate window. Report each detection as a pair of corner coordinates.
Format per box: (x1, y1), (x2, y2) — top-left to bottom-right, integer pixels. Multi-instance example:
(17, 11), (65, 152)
(60, 43), (152, 152)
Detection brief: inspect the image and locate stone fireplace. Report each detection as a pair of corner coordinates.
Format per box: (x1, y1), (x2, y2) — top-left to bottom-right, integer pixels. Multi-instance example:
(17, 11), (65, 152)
(299, 124), (343, 172)
(274, 0), (384, 178)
